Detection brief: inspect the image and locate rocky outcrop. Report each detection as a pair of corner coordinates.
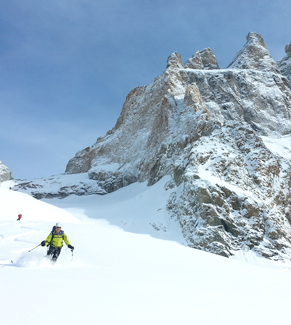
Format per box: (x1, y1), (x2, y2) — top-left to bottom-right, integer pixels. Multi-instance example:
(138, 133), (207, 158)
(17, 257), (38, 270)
(0, 161), (12, 182)
(12, 174), (106, 199)
(228, 32), (280, 73)
(166, 123), (291, 258)
(278, 42), (291, 84)
(185, 48), (219, 70)
(16, 32), (291, 261)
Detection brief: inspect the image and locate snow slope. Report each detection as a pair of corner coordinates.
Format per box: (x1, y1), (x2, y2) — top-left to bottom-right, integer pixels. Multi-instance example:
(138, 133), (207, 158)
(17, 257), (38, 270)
(1, 182), (291, 325)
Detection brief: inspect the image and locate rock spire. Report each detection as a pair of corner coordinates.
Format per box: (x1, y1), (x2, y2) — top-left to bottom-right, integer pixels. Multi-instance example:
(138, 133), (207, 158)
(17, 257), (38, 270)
(278, 41), (291, 84)
(185, 48), (219, 70)
(228, 32), (279, 73)
(0, 161), (12, 183)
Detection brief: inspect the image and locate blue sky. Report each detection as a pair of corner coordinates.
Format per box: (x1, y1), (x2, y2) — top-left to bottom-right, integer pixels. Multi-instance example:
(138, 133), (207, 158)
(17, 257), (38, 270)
(1, 0), (290, 179)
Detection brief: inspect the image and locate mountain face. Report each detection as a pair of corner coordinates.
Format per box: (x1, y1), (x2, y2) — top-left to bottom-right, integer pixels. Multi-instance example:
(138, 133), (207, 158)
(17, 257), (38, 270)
(278, 41), (291, 84)
(0, 161), (12, 183)
(15, 33), (291, 260)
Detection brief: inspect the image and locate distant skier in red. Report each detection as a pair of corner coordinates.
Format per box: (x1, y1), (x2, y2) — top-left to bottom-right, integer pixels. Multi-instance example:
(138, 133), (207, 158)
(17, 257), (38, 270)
(16, 214), (22, 221)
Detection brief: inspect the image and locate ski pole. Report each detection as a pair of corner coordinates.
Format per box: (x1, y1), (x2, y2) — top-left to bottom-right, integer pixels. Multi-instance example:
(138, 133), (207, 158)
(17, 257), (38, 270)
(28, 243), (42, 252)
(65, 247), (74, 261)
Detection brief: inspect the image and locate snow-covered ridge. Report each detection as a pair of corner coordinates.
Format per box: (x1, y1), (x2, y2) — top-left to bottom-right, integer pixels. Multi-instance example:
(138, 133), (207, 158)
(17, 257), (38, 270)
(12, 173), (106, 199)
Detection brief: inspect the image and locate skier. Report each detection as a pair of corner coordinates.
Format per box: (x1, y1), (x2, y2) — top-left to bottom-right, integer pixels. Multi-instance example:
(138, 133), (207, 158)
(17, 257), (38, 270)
(41, 222), (74, 262)
(16, 214), (22, 221)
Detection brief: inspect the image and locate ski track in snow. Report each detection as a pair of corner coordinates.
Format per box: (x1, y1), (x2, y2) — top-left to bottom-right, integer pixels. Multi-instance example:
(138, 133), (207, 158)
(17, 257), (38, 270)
(0, 219), (73, 268)
(1, 183), (291, 324)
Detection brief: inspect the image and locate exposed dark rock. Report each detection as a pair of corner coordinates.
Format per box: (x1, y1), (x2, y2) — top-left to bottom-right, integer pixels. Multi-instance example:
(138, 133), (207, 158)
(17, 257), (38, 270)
(185, 48), (219, 70)
(278, 41), (291, 85)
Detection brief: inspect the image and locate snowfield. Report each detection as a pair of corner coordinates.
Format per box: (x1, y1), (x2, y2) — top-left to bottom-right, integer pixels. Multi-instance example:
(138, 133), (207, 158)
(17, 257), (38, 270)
(1, 180), (291, 325)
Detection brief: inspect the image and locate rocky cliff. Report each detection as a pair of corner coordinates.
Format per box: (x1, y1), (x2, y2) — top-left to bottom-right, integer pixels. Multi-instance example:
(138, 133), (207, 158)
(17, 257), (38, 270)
(0, 161), (12, 183)
(15, 32), (291, 260)
(278, 41), (291, 84)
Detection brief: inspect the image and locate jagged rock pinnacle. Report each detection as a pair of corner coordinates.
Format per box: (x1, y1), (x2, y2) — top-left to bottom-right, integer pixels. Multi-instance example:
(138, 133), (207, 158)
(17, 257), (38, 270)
(285, 42), (291, 55)
(0, 161), (12, 182)
(185, 48), (219, 70)
(166, 52), (183, 69)
(227, 32), (279, 73)
(278, 41), (291, 84)
(246, 31), (266, 47)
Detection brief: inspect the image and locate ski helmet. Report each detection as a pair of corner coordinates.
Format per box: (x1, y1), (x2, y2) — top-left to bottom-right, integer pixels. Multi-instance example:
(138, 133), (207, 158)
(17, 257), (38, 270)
(55, 222), (62, 228)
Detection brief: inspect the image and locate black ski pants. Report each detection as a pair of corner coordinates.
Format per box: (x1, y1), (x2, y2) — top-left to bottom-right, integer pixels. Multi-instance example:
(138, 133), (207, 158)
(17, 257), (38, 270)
(47, 246), (62, 261)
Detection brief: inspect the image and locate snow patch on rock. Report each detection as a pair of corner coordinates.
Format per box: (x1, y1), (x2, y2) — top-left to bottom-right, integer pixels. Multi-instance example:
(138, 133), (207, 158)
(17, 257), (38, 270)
(0, 161), (12, 183)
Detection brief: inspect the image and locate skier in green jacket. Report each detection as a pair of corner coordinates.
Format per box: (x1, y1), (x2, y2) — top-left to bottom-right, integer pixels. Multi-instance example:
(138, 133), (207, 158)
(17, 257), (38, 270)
(41, 222), (74, 261)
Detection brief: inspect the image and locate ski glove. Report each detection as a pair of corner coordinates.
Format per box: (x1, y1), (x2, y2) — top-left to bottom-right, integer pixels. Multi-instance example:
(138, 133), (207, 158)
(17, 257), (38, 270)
(41, 240), (46, 246)
(68, 245), (74, 250)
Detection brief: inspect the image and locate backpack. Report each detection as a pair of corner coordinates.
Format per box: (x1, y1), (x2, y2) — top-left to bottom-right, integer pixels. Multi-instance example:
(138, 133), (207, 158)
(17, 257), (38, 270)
(49, 226), (64, 246)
